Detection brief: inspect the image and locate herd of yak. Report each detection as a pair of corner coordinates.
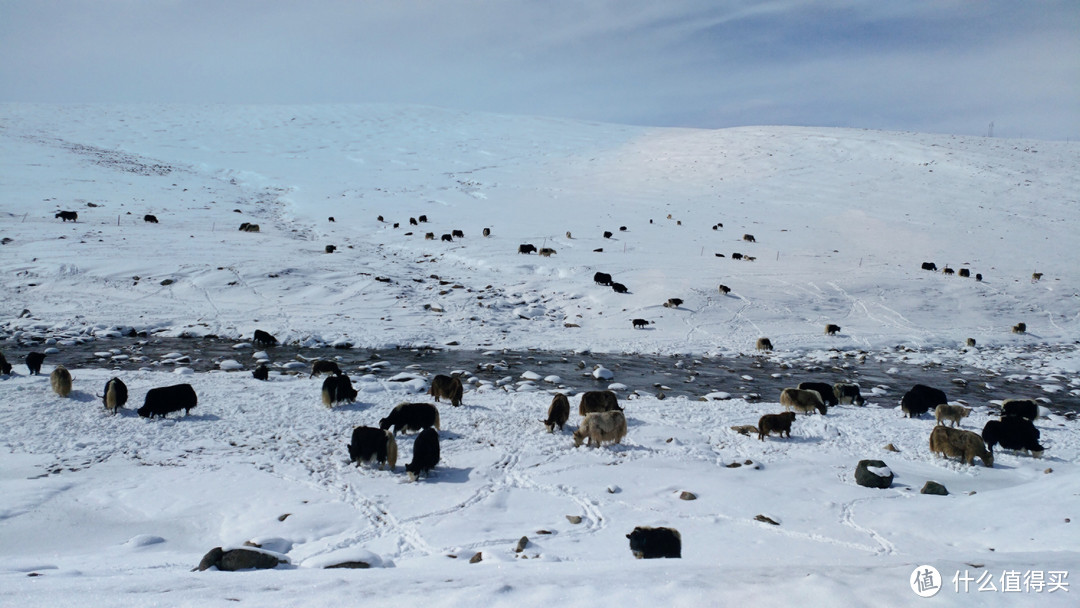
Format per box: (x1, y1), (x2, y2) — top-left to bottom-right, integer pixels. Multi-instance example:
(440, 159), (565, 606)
(3, 335), (1050, 560)
(749, 381), (1045, 468)
(6, 339), (1048, 475)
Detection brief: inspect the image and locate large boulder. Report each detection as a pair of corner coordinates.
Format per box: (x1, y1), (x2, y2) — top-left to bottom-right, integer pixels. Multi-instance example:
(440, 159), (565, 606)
(855, 459), (893, 489)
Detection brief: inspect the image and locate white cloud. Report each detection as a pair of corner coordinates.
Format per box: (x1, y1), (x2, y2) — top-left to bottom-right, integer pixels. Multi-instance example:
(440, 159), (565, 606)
(0, 0), (1075, 138)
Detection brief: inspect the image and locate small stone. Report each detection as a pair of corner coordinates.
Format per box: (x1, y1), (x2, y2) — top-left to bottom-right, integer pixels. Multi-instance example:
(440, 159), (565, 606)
(1045, 468), (1053, 474)
(679, 491), (697, 501)
(278, 513), (291, 522)
(744, 459), (753, 465)
(725, 462), (742, 468)
(754, 514), (780, 526)
(324, 561), (371, 569)
(515, 536), (529, 553)
(536, 530), (552, 535)
(469, 552), (483, 564)
(566, 515), (582, 524)
(883, 443), (899, 452)
(921, 481), (949, 496)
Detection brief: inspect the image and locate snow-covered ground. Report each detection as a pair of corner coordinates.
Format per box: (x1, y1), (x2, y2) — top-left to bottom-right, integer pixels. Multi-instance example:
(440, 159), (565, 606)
(1, 104), (1078, 605)
(1, 366), (1078, 607)
(2, 104), (1078, 354)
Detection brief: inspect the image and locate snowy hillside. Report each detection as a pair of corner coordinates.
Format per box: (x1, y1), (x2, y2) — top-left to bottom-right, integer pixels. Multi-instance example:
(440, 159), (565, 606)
(1, 105), (1079, 606)
(2, 104), (1078, 354)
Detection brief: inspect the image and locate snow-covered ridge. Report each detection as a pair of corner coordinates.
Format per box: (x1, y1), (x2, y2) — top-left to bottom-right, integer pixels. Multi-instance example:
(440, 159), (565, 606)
(2, 103), (1078, 356)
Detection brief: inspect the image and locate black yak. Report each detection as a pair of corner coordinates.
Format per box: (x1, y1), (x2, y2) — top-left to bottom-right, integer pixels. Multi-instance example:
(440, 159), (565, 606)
(758, 411), (796, 441)
(348, 426), (398, 470)
(322, 375), (358, 407)
(138, 384), (198, 418)
(902, 384), (947, 418)
(380, 403), (440, 435)
(982, 417), (1045, 457)
(26, 352), (46, 375)
(1001, 399), (1039, 421)
(627, 526), (681, 559)
(405, 428), (440, 481)
(252, 329), (278, 346)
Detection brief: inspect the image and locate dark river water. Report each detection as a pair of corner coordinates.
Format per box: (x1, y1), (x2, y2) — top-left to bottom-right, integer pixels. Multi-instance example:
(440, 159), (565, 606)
(6, 334), (1077, 415)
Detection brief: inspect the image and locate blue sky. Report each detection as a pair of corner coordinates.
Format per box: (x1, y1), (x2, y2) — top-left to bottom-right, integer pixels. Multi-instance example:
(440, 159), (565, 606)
(1, 0), (1076, 139)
